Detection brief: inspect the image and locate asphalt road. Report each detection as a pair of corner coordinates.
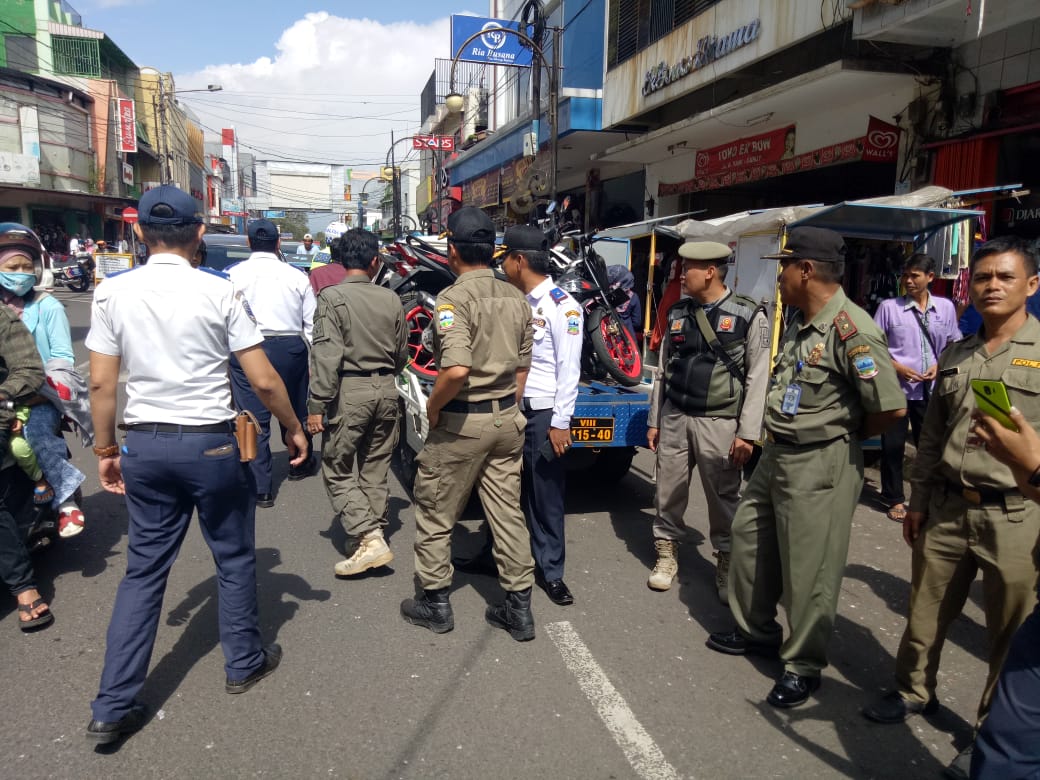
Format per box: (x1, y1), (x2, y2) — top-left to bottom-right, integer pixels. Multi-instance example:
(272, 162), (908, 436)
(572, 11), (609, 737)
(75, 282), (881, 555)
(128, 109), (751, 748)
(1, 286), (991, 779)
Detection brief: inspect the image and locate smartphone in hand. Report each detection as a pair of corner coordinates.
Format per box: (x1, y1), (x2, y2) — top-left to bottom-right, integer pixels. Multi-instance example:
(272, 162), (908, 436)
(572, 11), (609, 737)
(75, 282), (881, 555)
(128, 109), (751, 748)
(539, 436), (561, 460)
(971, 379), (1018, 431)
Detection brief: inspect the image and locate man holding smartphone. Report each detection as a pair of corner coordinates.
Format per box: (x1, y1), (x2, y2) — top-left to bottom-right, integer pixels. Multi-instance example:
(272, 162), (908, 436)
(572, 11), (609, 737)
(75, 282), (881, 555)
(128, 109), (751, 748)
(500, 225), (582, 606)
(863, 236), (1040, 780)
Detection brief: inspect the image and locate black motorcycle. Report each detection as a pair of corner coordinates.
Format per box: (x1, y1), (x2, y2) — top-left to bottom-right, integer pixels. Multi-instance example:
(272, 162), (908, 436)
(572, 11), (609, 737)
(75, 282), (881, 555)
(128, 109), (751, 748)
(54, 253), (93, 292)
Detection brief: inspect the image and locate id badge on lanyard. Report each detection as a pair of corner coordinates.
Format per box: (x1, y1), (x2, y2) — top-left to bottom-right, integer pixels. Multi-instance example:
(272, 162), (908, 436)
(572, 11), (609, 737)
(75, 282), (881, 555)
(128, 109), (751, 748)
(780, 359), (805, 416)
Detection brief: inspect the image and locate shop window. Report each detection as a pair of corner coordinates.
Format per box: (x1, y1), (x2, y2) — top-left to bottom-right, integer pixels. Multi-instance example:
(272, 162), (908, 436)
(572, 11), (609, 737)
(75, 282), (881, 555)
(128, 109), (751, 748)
(52, 36), (101, 78)
(608, 0), (721, 68)
(3, 35), (38, 72)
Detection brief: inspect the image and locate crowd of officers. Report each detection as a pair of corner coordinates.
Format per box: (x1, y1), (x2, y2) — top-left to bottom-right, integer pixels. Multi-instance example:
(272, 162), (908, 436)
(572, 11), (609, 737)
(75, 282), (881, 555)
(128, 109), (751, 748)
(4, 181), (1030, 777)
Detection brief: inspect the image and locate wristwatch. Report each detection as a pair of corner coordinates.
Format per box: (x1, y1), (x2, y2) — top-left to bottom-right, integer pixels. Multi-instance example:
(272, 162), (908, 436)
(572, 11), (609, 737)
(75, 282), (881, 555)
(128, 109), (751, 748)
(92, 444), (120, 458)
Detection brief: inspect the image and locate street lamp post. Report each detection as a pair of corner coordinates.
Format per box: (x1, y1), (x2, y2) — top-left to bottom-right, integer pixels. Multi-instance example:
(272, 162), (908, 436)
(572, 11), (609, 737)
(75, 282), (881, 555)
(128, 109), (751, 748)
(444, 16), (561, 207)
(158, 80), (222, 183)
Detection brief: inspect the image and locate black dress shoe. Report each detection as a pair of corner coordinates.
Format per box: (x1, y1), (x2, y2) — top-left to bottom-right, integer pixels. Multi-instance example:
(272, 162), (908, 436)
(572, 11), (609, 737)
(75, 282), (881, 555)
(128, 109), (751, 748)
(85, 702), (148, 744)
(541, 579), (574, 606)
(226, 644), (282, 694)
(256, 493), (275, 508)
(766, 672), (821, 708)
(862, 690), (939, 724)
(705, 629), (781, 657)
(287, 455), (317, 481)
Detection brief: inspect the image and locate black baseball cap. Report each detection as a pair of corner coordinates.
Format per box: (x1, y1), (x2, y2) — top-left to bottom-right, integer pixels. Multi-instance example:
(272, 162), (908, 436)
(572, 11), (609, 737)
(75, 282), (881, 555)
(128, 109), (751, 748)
(138, 185), (202, 226)
(763, 226), (847, 262)
(447, 207), (496, 244)
(502, 225), (548, 253)
(247, 219), (279, 242)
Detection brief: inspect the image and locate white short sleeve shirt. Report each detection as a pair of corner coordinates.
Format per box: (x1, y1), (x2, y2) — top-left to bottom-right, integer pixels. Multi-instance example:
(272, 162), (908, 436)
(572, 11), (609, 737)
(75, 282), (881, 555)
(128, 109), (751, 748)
(227, 251), (316, 343)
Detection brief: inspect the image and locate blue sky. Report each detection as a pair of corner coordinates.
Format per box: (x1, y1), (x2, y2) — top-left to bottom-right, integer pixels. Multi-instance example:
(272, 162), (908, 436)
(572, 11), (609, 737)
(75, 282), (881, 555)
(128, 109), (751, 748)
(73, 2), (482, 172)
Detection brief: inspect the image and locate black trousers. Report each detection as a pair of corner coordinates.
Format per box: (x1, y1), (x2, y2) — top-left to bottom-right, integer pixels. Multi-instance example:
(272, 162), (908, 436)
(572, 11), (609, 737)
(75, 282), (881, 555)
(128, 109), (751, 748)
(879, 398), (928, 507)
(0, 458), (38, 597)
(521, 408), (567, 580)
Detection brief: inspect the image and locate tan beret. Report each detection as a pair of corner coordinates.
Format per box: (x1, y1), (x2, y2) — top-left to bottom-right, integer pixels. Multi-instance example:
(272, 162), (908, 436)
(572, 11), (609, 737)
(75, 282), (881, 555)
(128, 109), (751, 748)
(678, 241), (732, 261)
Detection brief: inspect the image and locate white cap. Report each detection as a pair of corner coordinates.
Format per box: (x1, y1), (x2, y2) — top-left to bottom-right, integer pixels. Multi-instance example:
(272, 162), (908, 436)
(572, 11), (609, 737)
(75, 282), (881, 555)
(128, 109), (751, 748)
(303, 233), (313, 240)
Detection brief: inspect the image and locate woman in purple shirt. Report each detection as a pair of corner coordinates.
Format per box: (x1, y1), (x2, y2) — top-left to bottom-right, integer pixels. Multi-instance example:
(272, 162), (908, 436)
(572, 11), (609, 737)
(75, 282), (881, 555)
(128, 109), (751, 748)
(873, 254), (962, 521)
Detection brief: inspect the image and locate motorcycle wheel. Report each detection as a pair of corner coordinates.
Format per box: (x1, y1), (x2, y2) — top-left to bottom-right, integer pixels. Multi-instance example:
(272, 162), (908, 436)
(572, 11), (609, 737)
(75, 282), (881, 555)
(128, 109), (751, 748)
(400, 291), (438, 380)
(70, 276), (90, 292)
(587, 308), (643, 386)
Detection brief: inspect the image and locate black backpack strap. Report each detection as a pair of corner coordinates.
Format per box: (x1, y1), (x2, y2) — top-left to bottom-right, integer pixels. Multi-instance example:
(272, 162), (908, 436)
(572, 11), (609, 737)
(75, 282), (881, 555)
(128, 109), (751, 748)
(693, 306), (744, 383)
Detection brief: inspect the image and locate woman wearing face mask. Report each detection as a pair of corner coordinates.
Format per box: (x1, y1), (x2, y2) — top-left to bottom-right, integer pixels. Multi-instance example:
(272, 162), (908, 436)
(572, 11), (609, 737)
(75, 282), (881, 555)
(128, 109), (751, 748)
(0, 224), (89, 538)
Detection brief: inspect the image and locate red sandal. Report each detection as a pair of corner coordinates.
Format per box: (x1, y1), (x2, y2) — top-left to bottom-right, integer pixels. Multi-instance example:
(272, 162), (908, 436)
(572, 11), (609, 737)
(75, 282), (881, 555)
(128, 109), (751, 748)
(58, 505), (85, 538)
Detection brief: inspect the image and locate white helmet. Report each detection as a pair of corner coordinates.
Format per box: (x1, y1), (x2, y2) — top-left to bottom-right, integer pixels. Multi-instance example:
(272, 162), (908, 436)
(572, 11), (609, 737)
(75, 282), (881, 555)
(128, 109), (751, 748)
(324, 221), (349, 242)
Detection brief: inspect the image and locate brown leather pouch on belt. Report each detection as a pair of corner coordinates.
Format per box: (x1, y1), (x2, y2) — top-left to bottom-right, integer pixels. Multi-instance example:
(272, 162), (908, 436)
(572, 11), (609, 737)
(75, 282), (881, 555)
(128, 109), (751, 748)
(235, 410), (260, 462)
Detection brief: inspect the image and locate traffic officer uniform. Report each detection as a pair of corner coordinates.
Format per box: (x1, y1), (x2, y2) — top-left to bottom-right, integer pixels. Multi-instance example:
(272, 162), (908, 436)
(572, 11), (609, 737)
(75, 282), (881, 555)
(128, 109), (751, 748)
(85, 185), (274, 728)
(308, 271), (409, 575)
(717, 228), (905, 701)
(506, 225), (583, 604)
(648, 241), (770, 601)
(879, 314), (1040, 726)
(227, 219), (317, 503)
(402, 207), (536, 640)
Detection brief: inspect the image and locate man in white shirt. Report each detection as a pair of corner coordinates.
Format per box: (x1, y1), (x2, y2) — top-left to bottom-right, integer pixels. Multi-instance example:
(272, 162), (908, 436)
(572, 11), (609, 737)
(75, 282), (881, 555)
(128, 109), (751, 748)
(84, 185), (308, 744)
(501, 225), (583, 605)
(296, 233), (319, 259)
(227, 219), (317, 506)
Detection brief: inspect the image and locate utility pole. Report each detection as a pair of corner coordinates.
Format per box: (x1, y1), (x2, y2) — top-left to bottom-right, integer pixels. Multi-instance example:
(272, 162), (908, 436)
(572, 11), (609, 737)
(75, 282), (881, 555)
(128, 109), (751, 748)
(390, 129), (400, 238)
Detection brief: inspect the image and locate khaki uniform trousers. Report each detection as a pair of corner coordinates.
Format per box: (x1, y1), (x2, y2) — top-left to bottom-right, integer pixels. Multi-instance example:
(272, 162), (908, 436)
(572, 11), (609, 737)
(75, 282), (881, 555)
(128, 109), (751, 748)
(654, 402), (741, 552)
(894, 488), (1040, 725)
(321, 377), (400, 538)
(413, 406), (535, 592)
(729, 436), (863, 677)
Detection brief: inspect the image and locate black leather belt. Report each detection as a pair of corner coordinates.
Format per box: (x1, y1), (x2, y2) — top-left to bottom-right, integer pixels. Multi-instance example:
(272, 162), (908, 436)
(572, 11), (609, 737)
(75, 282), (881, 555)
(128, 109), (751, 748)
(338, 368), (395, 377)
(123, 421), (234, 434)
(443, 395), (516, 414)
(946, 480), (1016, 506)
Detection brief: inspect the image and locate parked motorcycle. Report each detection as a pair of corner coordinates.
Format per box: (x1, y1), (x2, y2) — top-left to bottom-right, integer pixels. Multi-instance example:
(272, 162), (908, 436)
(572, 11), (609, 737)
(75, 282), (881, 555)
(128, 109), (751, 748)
(53, 253), (93, 292)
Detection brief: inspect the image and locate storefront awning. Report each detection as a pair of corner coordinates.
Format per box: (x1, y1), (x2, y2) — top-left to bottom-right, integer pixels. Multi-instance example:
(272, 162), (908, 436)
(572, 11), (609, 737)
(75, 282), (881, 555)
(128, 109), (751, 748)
(792, 202), (981, 241)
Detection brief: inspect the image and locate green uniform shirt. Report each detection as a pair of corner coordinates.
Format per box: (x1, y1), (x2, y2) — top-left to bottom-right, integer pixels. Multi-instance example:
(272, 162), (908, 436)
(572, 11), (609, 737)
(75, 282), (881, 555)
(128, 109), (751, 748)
(910, 314), (1040, 513)
(433, 268), (532, 402)
(766, 288), (905, 444)
(307, 276), (409, 415)
(0, 307), (45, 429)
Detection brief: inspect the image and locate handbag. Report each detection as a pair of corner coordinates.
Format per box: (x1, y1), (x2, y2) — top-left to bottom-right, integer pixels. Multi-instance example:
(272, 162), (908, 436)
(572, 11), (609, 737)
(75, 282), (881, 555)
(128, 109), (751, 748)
(235, 410), (260, 462)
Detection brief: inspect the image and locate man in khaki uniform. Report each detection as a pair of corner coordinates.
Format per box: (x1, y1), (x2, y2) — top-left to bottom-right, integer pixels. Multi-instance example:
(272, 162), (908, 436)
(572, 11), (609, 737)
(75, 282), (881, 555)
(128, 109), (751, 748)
(863, 236), (1040, 780)
(306, 229), (408, 577)
(707, 227), (906, 708)
(400, 207), (537, 642)
(647, 240), (770, 603)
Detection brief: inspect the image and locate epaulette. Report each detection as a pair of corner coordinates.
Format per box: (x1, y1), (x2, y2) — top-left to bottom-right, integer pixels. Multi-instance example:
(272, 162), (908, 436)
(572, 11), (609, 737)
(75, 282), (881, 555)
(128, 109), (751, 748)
(199, 266), (230, 280)
(549, 287), (567, 304)
(833, 310), (858, 342)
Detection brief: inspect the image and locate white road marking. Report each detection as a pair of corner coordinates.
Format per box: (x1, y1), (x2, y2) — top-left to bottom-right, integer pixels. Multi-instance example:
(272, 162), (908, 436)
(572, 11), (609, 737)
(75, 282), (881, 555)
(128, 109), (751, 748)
(546, 621), (682, 780)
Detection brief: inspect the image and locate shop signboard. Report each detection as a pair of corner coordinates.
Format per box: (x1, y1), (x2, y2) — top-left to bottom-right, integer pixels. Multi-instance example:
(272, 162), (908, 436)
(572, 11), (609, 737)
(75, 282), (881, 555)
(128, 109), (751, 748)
(117, 99), (137, 154)
(450, 15), (533, 67)
(463, 168), (500, 208)
(500, 156), (535, 203)
(695, 125), (795, 178)
(863, 115), (901, 163)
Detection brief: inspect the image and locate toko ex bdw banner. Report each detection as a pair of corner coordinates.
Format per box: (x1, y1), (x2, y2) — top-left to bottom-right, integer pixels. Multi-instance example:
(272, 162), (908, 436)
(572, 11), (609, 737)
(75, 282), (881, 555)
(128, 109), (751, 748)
(450, 15), (534, 67)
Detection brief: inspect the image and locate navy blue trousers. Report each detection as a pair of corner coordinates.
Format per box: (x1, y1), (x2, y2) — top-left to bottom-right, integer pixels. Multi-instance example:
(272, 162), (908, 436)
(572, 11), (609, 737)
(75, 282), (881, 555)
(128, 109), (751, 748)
(971, 600), (1040, 780)
(230, 335), (311, 494)
(91, 429), (263, 722)
(521, 408), (567, 581)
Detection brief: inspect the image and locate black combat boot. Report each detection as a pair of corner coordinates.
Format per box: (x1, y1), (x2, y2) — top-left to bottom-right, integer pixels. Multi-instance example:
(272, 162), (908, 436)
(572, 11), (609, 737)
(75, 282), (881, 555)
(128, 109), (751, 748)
(400, 587), (454, 633)
(485, 587), (535, 642)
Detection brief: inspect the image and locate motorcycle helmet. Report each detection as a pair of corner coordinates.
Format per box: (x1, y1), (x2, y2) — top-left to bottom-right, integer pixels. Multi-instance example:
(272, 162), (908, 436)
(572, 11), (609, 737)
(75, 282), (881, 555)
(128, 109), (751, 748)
(0, 222), (47, 283)
(324, 221), (349, 244)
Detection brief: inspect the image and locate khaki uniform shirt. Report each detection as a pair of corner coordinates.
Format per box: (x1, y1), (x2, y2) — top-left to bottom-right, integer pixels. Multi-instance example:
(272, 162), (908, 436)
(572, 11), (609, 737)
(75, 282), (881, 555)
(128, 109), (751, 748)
(766, 288), (905, 444)
(910, 314), (1040, 513)
(433, 268), (532, 402)
(307, 276), (409, 414)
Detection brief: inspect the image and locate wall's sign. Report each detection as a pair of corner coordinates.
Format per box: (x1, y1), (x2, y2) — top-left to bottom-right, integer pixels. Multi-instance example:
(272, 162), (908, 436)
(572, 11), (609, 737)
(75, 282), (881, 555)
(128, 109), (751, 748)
(643, 19), (761, 97)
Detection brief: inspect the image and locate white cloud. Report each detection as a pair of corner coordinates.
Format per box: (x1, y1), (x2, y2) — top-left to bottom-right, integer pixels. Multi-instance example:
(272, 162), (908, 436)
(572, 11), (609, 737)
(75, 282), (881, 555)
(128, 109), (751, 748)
(174, 13), (452, 175)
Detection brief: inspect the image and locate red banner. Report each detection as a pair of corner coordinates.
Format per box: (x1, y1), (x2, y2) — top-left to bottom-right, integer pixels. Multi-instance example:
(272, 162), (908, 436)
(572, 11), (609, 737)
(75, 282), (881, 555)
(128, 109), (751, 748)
(221, 128), (235, 146)
(117, 98), (137, 154)
(694, 125), (795, 178)
(863, 116), (901, 162)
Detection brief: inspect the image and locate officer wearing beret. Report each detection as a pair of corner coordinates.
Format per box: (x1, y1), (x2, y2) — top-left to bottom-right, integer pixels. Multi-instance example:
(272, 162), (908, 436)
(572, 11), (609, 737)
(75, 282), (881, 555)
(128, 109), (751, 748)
(501, 224), (583, 606)
(863, 237), (1040, 780)
(85, 185), (308, 743)
(646, 240), (770, 603)
(306, 228), (409, 577)
(400, 207), (538, 641)
(707, 226), (906, 708)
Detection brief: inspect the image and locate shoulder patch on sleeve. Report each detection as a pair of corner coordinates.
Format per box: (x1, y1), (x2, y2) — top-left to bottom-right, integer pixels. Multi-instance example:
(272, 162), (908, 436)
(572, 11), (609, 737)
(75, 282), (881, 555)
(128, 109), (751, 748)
(833, 310), (858, 342)
(549, 287), (567, 304)
(235, 290), (257, 324)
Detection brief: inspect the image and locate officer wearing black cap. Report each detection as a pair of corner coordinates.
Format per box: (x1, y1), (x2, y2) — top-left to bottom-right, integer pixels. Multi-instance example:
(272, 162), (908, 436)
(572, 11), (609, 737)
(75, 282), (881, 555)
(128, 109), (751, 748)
(500, 224), (583, 606)
(707, 226), (905, 709)
(400, 207), (538, 641)
(84, 184), (308, 743)
(646, 240), (770, 604)
(227, 219), (317, 507)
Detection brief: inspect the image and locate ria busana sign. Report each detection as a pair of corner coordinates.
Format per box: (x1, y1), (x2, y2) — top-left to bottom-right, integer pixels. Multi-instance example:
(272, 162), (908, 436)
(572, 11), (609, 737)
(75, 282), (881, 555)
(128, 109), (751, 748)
(643, 19), (761, 98)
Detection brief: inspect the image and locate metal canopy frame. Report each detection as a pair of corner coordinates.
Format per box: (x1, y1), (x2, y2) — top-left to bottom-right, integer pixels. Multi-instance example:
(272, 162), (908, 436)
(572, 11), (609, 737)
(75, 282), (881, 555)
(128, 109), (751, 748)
(791, 202), (982, 244)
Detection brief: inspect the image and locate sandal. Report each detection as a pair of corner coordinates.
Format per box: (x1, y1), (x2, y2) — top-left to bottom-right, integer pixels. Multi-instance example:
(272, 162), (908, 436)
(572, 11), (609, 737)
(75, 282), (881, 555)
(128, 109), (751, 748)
(58, 505), (85, 538)
(17, 597), (54, 631)
(33, 484), (55, 505)
(886, 504), (908, 522)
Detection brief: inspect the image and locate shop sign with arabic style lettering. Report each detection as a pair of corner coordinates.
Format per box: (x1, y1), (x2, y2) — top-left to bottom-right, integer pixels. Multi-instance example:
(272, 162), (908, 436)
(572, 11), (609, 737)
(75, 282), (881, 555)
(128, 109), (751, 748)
(643, 19), (760, 98)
